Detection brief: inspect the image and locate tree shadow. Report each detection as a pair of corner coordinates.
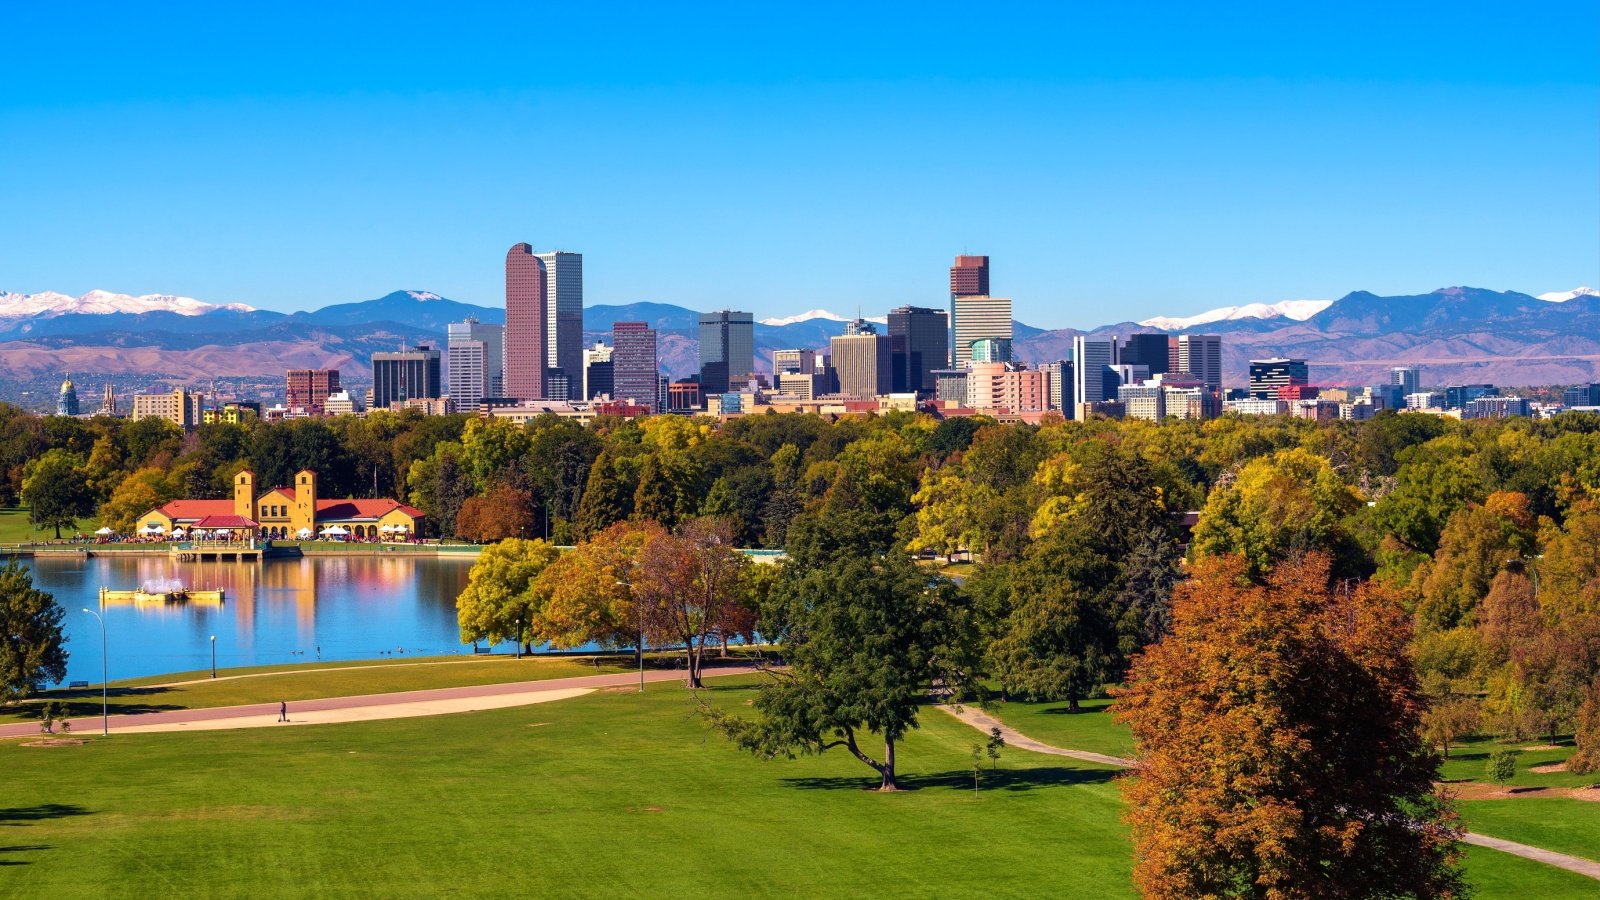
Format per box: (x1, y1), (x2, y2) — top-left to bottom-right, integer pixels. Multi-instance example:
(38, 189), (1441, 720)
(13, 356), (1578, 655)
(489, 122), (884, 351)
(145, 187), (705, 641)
(780, 765), (1119, 793)
(14, 687), (182, 720)
(0, 804), (91, 825)
(1041, 705), (1114, 717)
(0, 845), (52, 866)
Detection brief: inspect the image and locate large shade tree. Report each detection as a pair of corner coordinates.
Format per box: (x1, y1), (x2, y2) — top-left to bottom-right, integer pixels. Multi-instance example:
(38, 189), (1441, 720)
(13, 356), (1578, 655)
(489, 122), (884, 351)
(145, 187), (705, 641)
(1114, 553), (1464, 898)
(0, 562), (68, 704)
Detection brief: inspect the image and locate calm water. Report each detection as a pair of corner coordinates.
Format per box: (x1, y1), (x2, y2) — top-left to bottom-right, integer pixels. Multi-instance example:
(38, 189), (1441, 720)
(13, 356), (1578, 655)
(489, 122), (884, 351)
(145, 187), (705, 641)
(22, 555), (484, 684)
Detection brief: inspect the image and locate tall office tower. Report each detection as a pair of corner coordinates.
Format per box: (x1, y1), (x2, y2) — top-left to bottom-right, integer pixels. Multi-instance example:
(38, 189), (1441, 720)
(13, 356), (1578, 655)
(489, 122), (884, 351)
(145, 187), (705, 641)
(1248, 358), (1309, 400)
(285, 369), (341, 416)
(447, 319), (505, 412)
(372, 345), (443, 409)
(1390, 366), (1422, 396)
(57, 375), (79, 416)
(948, 255), (991, 366)
(1072, 336), (1120, 420)
(1177, 334), (1224, 390)
(772, 349), (818, 375)
(612, 322), (659, 412)
(830, 330), (893, 399)
(535, 251), (583, 400)
(697, 309), (754, 395)
(1167, 337), (1181, 375)
(131, 387), (203, 428)
(505, 242), (547, 401)
(887, 305), (948, 395)
(1040, 360), (1071, 411)
(582, 341), (613, 400)
(950, 295), (1013, 369)
(1121, 333), (1172, 376)
(969, 338), (1013, 363)
(1562, 383), (1600, 407)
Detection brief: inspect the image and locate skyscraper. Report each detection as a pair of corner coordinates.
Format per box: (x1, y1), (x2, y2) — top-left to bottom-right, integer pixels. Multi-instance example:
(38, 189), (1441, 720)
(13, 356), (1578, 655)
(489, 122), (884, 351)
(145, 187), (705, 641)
(698, 310), (754, 394)
(1177, 334), (1223, 390)
(1071, 336), (1120, 419)
(1121, 334), (1172, 376)
(1249, 358), (1309, 399)
(447, 318), (505, 412)
(372, 345), (442, 409)
(286, 369), (341, 416)
(887, 305), (948, 396)
(537, 251), (583, 400)
(612, 322), (658, 412)
(830, 329), (893, 399)
(1390, 366), (1422, 396)
(583, 341), (613, 401)
(505, 243), (547, 401)
(949, 255), (990, 367)
(951, 295), (1013, 369)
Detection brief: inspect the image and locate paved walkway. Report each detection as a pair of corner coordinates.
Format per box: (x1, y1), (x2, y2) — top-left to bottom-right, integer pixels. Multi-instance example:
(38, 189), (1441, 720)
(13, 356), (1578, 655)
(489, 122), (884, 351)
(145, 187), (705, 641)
(938, 703), (1600, 882)
(1, 666), (758, 739)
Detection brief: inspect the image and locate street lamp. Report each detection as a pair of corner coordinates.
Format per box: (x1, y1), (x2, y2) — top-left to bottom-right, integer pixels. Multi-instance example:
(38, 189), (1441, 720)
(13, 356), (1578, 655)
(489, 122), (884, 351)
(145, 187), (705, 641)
(617, 580), (643, 693)
(211, 635), (217, 679)
(80, 606), (108, 736)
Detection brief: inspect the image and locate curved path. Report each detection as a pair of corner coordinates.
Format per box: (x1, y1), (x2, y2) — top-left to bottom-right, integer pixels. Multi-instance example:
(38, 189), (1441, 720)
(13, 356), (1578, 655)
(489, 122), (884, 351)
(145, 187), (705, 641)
(1, 666), (758, 740)
(938, 703), (1600, 882)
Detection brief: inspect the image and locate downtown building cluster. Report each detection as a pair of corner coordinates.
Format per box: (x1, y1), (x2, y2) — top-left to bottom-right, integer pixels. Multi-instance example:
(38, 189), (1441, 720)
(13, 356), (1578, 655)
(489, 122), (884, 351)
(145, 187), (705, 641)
(76, 245), (1600, 429)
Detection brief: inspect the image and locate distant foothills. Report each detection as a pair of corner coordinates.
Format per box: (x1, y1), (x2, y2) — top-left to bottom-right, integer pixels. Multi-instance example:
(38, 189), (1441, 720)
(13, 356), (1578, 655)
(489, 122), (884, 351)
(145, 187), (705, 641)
(0, 284), (1597, 387)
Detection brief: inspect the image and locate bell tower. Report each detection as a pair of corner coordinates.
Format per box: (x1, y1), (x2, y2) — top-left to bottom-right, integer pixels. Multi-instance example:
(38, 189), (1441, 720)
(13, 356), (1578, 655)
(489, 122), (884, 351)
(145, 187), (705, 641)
(234, 470), (255, 520)
(293, 469), (318, 535)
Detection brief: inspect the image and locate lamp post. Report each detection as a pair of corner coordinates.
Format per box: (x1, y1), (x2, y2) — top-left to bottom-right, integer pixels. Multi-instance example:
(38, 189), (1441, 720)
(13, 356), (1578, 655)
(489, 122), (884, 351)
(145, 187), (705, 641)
(80, 606), (108, 736)
(617, 580), (643, 692)
(211, 635), (217, 679)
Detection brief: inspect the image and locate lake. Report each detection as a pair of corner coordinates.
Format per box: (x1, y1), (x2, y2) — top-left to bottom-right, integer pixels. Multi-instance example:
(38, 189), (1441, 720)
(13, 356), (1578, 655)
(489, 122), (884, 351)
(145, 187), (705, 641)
(21, 554), (484, 684)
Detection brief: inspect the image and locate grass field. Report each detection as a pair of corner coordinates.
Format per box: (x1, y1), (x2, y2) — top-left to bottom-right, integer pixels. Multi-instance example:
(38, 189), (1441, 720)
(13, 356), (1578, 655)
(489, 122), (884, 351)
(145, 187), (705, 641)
(0, 506), (99, 543)
(2, 674), (1594, 896)
(0, 653), (655, 724)
(1460, 799), (1600, 863)
(1442, 734), (1593, 789)
(983, 696), (1135, 759)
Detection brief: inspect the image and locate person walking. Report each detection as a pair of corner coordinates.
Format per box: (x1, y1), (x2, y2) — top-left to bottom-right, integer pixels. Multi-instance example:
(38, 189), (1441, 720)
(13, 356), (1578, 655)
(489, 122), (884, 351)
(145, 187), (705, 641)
(278, 700), (287, 723)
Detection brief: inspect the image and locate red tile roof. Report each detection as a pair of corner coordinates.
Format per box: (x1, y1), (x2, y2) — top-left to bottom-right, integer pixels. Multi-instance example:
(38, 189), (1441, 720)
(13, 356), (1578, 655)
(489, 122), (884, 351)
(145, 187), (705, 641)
(193, 514), (260, 529)
(314, 498), (425, 521)
(155, 500), (234, 520)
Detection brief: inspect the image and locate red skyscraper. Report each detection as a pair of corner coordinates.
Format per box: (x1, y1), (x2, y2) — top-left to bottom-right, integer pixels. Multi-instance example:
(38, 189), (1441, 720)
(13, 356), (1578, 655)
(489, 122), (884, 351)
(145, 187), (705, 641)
(505, 242), (547, 401)
(286, 368), (340, 416)
(949, 255), (990, 299)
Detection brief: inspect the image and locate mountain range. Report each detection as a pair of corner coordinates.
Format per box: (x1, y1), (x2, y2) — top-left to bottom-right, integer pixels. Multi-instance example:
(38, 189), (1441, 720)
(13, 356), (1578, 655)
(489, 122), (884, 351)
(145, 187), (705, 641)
(0, 286), (1595, 387)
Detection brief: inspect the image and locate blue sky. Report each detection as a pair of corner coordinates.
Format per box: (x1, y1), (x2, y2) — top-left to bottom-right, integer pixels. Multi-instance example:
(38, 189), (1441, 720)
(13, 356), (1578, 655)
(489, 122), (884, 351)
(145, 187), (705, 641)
(3, 2), (1596, 328)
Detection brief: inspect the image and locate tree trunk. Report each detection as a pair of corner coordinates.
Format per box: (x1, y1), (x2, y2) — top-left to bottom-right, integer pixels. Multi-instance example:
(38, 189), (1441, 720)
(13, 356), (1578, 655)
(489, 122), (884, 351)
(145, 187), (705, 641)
(686, 638), (703, 689)
(54, 524), (62, 539)
(879, 736), (898, 791)
(1068, 694), (1081, 713)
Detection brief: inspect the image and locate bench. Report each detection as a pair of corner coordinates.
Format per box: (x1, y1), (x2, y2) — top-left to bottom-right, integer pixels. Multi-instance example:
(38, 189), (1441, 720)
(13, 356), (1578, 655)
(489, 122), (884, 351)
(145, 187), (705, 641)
(471, 646), (493, 655)
(68, 680), (90, 689)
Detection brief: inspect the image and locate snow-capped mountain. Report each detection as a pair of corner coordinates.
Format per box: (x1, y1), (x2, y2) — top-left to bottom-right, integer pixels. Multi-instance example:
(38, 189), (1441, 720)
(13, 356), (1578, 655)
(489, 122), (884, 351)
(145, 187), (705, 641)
(1537, 286), (1598, 303)
(0, 289), (255, 320)
(1138, 298), (1333, 331)
(758, 308), (888, 327)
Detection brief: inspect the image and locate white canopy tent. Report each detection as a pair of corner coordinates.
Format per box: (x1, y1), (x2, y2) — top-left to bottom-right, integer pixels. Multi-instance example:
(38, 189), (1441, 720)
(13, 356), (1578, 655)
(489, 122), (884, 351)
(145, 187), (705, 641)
(139, 524), (165, 535)
(296, 527), (313, 540)
(169, 527), (188, 538)
(94, 526), (114, 536)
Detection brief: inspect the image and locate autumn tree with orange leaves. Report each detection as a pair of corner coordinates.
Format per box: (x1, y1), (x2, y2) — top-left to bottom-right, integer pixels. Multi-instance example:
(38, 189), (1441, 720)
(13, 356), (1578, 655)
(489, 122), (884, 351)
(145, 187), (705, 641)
(1114, 553), (1464, 899)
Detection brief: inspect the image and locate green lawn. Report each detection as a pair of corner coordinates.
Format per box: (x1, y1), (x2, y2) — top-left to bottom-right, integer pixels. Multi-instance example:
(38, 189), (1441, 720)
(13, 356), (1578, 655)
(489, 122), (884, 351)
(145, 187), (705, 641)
(1442, 733), (1595, 789)
(0, 506), (99, 543)
(1461, 799), (1600, 864)
(983, 696), (1136, 759)
(1, 678), (1592, 896)
(1, 653), (646, 724)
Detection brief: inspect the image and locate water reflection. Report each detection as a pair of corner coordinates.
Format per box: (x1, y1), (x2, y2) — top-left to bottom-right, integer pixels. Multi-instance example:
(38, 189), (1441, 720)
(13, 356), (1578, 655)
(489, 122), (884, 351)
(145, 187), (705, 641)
(21, 555), (478, 684)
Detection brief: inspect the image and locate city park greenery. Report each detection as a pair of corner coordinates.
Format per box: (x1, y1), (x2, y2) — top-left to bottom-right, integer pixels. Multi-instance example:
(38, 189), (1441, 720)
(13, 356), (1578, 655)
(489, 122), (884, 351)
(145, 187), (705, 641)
(4, 402), (1600, 891)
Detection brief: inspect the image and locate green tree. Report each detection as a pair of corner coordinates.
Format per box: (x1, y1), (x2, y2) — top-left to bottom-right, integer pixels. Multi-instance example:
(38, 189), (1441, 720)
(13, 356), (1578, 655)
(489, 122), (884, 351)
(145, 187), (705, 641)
(455, 539), (560, 650)
(0, 562), (68, 704)
(1191, 446), (1365, 578)
(21, 449), (93, 538)
(97, 466), (185, 534)
(574, 451), (634, 539)
(711, 545), (970, 790)
(1486, 749), (1517, 786)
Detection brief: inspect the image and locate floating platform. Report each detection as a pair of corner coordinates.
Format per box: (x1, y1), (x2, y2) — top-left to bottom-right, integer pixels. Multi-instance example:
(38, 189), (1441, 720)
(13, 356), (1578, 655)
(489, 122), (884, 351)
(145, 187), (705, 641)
(170, 541), (262, 562)
(99, 587), (226, 605)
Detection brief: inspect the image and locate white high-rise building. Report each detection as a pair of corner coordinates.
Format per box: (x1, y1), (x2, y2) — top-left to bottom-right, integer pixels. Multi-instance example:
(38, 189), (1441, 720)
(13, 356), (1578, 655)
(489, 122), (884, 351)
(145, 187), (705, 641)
(1072, 336), (1120, 420)
(1178, 334), (1223, 390)
(537, 251), (584, 400)
(447, 318), (505, 412)
(950, 295), (1013, 369)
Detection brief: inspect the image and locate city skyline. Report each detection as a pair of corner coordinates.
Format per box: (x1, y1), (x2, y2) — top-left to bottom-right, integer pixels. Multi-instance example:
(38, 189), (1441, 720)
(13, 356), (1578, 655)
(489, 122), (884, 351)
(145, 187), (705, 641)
(4, 5), (1595, 328)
